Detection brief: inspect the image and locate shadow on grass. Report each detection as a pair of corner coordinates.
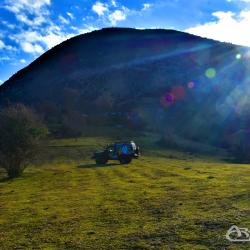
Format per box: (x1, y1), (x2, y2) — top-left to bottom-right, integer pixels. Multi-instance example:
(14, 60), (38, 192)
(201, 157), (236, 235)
(223, 157), (249, 164)
(0, 176), (11, 183)
(0, 170), (8, 182)
(77, 163), (120, 169)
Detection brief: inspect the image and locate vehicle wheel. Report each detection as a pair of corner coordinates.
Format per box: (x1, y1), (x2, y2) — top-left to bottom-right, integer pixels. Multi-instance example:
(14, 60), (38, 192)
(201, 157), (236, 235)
(95, 158), (108, 165)
(135, 146), (140, 157)
(119, 155), (132, 164)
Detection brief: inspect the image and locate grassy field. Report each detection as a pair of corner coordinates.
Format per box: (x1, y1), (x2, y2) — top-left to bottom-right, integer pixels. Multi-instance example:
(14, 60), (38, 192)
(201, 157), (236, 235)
(1, 135), (250, 249)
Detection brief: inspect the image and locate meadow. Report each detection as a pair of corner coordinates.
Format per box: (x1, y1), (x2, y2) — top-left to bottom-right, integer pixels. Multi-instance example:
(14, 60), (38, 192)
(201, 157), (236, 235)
(1, 134), (250, 249)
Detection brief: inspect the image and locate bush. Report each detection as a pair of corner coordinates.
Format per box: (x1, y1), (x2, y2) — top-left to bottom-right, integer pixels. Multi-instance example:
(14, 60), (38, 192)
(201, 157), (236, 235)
(0, 104), (48, 178)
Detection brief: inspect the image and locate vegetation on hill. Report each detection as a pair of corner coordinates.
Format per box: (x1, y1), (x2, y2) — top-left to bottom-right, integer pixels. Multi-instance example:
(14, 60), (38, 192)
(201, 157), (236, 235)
(1, 28), (250, 159)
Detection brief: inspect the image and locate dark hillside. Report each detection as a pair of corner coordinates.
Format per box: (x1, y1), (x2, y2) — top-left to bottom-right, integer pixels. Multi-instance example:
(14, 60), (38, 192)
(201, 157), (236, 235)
(0, 28), (249, 150)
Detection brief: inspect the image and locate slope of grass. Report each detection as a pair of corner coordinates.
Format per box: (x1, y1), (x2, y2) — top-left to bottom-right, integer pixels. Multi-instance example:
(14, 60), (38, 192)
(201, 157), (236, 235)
(1, 136), (250, 249)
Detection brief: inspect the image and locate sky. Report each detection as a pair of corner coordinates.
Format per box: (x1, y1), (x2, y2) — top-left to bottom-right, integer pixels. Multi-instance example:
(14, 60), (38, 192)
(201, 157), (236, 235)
(1, 0), (250, 84)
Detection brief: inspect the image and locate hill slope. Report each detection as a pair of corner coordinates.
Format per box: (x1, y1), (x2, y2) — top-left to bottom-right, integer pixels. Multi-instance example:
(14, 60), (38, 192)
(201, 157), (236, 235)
(0, 28), (250, 147)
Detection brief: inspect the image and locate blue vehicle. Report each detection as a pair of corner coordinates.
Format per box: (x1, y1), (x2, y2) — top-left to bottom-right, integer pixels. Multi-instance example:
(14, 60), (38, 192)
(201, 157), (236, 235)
(92, 141), (140, 165)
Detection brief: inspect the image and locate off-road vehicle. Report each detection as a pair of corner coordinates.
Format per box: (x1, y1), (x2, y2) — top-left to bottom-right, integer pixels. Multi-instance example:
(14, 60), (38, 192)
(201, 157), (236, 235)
(92, 141), (140, 165)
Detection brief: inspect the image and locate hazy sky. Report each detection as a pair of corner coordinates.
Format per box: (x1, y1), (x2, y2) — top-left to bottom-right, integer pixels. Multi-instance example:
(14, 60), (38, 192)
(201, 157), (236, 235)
(1, 0), (250, 84)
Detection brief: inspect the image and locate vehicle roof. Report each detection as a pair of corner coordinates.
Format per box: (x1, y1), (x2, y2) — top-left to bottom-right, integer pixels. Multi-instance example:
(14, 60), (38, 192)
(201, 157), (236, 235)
(108, 141), (136, 146)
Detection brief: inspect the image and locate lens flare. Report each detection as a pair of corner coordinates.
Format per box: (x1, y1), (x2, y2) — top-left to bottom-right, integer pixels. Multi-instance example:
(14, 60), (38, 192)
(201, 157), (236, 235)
(205, 68), (216, 79)
(160, 92), (174, 108)
(172, 86), (185, 100)
(235, 53), (242, 60)
(165, 93), (174, 103)
(187, 81), (195, 89)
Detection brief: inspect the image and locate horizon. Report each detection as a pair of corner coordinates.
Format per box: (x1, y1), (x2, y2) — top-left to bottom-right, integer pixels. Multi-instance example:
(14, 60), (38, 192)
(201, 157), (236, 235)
(1, 0), (250, 84)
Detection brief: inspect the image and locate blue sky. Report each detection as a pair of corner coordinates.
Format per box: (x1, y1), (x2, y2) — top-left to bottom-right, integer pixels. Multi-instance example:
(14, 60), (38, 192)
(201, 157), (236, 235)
(1, 0), (250, 84)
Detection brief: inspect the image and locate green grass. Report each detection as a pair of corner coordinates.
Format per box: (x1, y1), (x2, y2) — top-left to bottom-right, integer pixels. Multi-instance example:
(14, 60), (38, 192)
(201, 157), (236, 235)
(1, 136), (250, 249)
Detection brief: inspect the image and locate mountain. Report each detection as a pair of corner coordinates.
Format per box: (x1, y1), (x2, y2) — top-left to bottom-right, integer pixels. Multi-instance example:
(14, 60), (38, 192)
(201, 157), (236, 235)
(1, 27), (250, 150)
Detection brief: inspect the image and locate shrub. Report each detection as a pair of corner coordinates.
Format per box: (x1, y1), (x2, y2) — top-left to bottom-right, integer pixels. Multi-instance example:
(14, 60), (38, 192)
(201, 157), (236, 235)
(0, 104), (48, 178)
